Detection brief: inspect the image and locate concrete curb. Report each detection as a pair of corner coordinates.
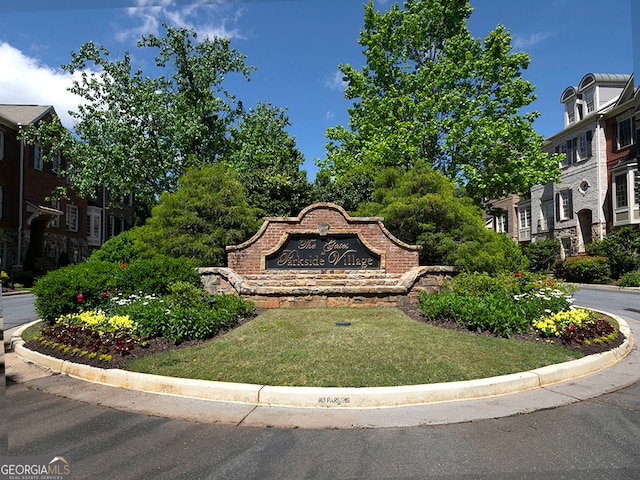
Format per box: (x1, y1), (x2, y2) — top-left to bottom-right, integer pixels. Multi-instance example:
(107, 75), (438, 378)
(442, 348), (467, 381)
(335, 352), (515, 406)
(10, 310), (634, 409)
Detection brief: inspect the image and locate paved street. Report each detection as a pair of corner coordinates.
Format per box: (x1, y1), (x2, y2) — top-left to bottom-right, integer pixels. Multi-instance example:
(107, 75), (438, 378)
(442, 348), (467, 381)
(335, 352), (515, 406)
(4, 376), (640, 479)
(2, 286), (640, 479)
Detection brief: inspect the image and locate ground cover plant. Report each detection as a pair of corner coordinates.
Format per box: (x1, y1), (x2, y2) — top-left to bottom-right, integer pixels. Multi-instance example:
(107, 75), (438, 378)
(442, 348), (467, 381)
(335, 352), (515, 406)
(418, 272), (620, 351)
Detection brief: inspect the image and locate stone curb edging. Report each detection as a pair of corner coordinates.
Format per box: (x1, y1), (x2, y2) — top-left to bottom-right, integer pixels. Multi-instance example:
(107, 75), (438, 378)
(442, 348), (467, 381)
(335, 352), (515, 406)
(10, 311), (633, 409)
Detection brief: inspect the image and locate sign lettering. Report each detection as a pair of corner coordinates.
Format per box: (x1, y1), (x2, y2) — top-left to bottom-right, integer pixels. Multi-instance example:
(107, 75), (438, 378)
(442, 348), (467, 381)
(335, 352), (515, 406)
(266, 234), (380, 270)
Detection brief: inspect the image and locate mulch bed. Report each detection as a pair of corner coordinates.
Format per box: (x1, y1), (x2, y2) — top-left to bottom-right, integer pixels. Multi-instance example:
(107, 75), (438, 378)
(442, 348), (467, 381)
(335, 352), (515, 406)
(24, 306), (625, 370)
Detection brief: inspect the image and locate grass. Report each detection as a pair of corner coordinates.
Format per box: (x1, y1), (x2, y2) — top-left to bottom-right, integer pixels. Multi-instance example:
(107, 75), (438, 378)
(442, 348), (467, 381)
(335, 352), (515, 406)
(123, 307), (584, 387)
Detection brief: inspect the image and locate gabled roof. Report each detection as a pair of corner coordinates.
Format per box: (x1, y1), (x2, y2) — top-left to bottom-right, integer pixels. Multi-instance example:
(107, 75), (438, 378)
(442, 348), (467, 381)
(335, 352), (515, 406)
(0, 104), (55, 128)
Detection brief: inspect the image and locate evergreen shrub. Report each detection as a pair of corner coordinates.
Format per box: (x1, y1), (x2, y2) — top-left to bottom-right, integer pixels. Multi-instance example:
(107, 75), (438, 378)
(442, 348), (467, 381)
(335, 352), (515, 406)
(563, 256), (610, 284)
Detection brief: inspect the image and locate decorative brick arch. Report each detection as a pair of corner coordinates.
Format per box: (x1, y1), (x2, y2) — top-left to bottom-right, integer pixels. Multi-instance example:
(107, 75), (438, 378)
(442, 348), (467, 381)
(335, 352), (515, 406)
(200, 203), (456, 308)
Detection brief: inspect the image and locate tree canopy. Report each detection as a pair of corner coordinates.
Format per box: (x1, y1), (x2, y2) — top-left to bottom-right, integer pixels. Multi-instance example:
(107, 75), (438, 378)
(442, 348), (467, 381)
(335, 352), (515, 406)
(224, 102), (312, 217)
(21, 23), (254, 215)
(320, 0), (561, 204)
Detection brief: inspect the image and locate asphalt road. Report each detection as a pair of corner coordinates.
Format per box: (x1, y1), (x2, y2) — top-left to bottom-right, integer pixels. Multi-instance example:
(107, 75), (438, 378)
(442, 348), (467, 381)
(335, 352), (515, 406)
(3, 287), (640, 479)
(1, 292), (37, 330)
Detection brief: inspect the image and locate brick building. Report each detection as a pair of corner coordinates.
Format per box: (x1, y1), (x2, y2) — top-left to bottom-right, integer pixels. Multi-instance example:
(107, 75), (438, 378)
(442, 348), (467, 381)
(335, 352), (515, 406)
(0, 105), (133, 277)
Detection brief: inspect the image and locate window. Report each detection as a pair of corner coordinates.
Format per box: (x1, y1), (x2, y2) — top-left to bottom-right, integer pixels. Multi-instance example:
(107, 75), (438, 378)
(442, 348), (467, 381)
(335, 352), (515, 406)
(33, 144), (43, 170)
(635, 171), (640, 206)
(494, 213), (508, 233)
(578, 131), (592, 160)
(556, 190), (574, 221)
(617, 117), (635, 149)
(540, 199), (554, 231)
(66, 204), (79, 232)
(584, 90), (595, 113)
(566, 101), (575, 124)
(52, 152), (61, 176)
(560, 143), (568, 166)
(615, 173), (628, 208)
(519, 206), (531, 229)
(0, 130), (5, 160)
(0, 184), (4, 220)
(108, 215), (124, 238)
(566, 138), (577, 164)
(87, 207), (102, 246)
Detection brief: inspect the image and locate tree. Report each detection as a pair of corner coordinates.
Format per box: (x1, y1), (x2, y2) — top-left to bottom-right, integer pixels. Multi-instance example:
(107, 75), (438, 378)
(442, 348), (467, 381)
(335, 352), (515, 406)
(320, 0), (561, 205)
(21, 23), (254, 217)
(312, 170), (375, 212)
(356, 165), (529, 274)
(224, 102), (312, 217)
(136, 164), (261, 266)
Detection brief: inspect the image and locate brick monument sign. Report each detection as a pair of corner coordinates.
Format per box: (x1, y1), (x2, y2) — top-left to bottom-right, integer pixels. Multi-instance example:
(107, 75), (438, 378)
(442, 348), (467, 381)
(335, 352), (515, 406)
(199, 203), (455, 308)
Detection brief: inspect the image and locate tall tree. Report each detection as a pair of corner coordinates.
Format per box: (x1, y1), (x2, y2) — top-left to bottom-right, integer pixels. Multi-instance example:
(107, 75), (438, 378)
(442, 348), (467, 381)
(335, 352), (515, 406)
(224, 102), (312, 217)
(320, 0), (561, 204)
(21, 23), (253, 216)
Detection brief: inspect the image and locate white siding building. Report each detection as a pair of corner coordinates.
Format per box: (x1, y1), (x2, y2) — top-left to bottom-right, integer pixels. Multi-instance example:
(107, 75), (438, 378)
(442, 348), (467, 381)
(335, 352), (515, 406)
(521, 73), (631, 258)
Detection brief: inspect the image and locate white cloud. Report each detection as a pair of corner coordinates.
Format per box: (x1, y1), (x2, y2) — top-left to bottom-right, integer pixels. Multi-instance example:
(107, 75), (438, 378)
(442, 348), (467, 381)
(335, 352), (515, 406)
(118, 0), (245, 42)
(326, 111), (335, 121)
(324, 70), (348, 91)
(512, 32), (552, 50)
(0, 42), (84, 128)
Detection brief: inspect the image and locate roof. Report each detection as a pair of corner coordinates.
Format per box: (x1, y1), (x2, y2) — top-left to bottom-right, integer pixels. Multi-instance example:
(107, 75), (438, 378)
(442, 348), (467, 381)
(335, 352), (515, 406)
(0, 104), (55, 128)
(579, 73), (632, 89)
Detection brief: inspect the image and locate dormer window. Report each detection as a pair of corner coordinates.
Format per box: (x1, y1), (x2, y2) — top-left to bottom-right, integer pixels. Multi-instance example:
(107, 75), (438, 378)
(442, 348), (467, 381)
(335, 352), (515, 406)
(566, 100), (576, 124)
(584, 89), (595, 113)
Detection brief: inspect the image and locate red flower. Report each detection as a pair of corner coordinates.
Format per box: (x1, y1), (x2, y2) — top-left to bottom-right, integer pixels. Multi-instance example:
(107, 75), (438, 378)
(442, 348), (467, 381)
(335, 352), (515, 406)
(76, 293), (84, 303)
(101, 290), (110, 298)
(120, 263), (127, 269)
(514, 272), (522, 277)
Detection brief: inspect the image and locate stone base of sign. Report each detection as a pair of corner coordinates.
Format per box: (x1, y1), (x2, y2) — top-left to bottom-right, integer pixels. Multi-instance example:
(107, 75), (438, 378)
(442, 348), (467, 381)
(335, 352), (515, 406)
(199, 265), (456, 309)
(199, 203), (456, 308)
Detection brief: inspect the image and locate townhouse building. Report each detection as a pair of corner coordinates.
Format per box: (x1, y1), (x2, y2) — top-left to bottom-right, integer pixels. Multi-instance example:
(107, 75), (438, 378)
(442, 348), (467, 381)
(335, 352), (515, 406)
(494, 74), (631, 261)
(0, 104), (134, 277)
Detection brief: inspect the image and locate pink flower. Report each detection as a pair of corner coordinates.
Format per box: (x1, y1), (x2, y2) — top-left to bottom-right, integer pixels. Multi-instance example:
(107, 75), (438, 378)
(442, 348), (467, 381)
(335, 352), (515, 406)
(76, 293), (84, 303)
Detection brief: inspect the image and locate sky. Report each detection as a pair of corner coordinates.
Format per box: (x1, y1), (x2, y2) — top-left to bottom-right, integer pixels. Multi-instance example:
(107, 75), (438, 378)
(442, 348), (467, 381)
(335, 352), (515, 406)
(0, 0), (633, 180)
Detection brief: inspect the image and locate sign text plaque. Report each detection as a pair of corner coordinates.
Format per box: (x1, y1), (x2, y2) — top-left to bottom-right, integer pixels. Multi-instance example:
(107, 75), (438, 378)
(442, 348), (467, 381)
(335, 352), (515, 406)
(265, 234), (381, 270)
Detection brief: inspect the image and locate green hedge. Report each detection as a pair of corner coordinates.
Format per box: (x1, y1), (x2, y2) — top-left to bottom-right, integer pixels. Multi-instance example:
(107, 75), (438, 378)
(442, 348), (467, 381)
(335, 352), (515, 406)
(419, 272), (573, 337)
(33, 256), (201, 323)
(563, 256), (610, 284)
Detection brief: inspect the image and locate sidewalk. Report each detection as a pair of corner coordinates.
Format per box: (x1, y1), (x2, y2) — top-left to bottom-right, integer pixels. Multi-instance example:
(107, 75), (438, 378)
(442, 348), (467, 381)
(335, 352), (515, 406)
(5, 312), (639, 429)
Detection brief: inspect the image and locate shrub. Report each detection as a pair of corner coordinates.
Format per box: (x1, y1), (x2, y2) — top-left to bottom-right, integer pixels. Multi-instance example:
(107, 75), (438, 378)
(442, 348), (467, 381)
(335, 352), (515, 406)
(115, 256), (201, 296)
(586, 226), (640, 279)
(33, 256), (201, 323)
(522, 239), (560, 273)
(33, 261), (120, 323)
(89, 229), (145, 264)
(563, 256), (610, 284)
(619, 271), (640, 287)
(420, 272), (573, 337)
(112, 291), (254, 343)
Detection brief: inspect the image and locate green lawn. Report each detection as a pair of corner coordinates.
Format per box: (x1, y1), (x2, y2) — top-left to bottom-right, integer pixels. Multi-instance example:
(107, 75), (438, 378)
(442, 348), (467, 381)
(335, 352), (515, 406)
(124, 307), (584, 387)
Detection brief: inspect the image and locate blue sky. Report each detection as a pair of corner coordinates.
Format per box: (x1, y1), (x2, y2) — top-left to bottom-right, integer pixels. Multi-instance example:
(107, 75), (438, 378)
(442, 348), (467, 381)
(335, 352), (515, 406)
(0, 0), (633, 180)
